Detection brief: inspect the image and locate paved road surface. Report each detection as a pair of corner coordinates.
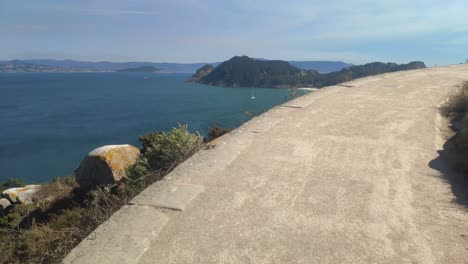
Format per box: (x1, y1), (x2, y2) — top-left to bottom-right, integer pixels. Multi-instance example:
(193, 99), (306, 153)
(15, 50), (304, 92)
(65, 64), (468, 264)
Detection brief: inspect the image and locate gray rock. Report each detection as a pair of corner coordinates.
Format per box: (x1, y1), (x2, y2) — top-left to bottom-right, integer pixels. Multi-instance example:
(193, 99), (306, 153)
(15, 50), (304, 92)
(75, 144), (140, 189)
(2, 185), (42, 204)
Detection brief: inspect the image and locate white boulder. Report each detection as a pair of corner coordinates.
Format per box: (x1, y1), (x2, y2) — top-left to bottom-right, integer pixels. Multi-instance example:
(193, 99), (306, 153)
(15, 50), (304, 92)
(0, 198), (12, 214)
(75, 144), (140, 189)
(2, 185), (42, 204)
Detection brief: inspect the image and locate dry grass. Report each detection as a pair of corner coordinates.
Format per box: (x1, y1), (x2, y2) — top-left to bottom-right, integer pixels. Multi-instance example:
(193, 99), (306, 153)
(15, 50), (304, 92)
(36, 176), (78, 202)
(0, 176), (114, 263)
(0, 177), (146, 264)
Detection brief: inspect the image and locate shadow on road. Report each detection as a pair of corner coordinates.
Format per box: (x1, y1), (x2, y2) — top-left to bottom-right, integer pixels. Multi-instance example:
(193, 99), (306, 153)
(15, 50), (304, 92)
(429, 135), (468, 208)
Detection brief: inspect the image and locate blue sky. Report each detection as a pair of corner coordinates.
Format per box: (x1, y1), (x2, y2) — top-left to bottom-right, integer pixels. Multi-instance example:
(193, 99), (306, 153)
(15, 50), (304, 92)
(1, 0), (467, 65)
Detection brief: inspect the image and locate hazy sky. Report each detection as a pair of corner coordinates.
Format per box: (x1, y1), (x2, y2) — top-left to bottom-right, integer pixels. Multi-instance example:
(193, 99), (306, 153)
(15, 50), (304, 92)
(1, 0), (467, 65)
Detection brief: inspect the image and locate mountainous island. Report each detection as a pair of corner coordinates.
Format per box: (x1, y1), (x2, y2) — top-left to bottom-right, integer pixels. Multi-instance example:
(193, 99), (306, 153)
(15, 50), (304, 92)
(187, 56), (426, 88)
(116, 66), (166, 73)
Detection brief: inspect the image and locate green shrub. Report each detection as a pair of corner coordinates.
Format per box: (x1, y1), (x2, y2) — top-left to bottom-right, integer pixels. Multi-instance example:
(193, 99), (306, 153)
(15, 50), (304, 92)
(126, 157), (150, 181)
(0, 178), (25, 192)
(139, 124), (203, 170)
(124, 157), (159, 195)
(0, 204), (36, 229)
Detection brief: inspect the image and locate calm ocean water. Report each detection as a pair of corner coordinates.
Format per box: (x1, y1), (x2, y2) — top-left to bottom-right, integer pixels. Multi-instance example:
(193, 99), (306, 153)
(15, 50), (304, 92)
(0, 73), (308, 183)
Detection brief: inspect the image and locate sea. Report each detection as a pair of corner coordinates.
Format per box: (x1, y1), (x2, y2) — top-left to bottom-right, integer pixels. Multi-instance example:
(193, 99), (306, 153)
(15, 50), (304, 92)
(0, 72), (308, 183)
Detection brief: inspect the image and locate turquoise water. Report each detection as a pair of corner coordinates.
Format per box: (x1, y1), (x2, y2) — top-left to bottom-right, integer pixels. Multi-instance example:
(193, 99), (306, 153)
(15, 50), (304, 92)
(0, 73), (307, 183)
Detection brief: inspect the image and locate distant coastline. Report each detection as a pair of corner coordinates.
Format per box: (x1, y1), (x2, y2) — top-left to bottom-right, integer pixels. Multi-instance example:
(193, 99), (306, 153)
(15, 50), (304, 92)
(116, 66), (168, 73)
(0, 58), (352, 74)
(0, 63), (113, 73)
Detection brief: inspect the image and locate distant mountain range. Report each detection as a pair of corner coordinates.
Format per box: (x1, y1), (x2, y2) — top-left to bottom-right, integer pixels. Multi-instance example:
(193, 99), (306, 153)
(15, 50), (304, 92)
(0, 59), (352, 73)
(0, 59), (208, 73)
(116, 66), (166, 73)
(187, 56), (426, 88)
(288, 61), (352, 73)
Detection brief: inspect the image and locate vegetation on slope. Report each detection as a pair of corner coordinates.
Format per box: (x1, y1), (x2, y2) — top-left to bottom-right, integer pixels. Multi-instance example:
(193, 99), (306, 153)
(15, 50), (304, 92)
(0, 125), (203, 264)
(439, 81), (468, 202)
(188, 56), (426, 88)
(139, 125), (203, 171)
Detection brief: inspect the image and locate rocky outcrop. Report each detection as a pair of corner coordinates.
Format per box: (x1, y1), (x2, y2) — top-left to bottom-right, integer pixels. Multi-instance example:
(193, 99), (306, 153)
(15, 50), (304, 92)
(2, 185), (42, 204)
(75, 144), (140, 189)
(186, 64), (214, 83)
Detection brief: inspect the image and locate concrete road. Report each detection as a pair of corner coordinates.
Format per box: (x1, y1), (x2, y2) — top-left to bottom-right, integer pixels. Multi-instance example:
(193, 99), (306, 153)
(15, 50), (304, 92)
(65, 64), (468, 264)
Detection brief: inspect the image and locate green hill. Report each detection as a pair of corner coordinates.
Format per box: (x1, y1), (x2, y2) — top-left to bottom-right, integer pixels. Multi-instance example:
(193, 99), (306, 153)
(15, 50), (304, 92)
(311, 61), (426, 87)
(191, 56), (312, 88)
(188, 56), (426, 88)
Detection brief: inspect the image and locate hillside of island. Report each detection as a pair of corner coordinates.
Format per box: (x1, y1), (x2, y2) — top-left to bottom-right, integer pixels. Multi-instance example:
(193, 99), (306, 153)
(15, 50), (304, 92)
(187, 56), (426, 88)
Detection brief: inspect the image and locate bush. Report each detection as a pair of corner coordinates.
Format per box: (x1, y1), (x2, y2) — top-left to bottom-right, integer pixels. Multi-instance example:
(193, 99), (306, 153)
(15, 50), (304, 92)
(0, 178), (25, 192)
(139, 124), (203, 170)
(440, 81), (468, 120)
(124, 157), (158, 195)
(0, 203), (36, 229)
(126, 157), (150, 181)
(206, 125), (231, 142)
